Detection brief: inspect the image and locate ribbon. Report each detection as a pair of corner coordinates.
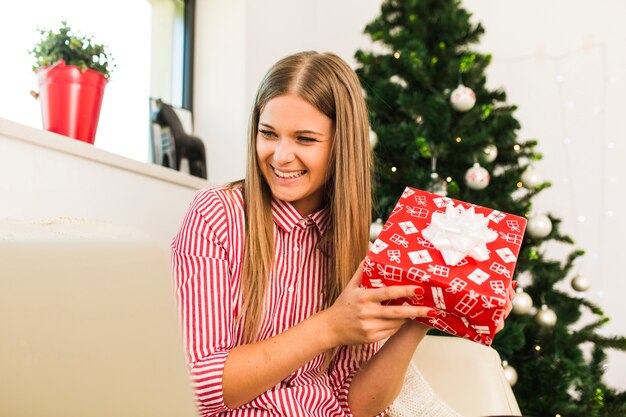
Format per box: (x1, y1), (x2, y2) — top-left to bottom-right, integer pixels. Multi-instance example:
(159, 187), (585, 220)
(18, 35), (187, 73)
(422, 204), (498, 266)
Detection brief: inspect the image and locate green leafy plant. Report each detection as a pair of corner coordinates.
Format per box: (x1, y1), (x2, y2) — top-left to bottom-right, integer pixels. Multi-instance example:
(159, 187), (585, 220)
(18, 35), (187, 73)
(29, 20), (115, 80)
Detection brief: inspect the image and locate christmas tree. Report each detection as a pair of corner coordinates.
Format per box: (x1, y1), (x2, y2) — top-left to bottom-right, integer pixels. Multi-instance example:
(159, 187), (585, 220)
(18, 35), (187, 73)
(355, 1), (626, 416)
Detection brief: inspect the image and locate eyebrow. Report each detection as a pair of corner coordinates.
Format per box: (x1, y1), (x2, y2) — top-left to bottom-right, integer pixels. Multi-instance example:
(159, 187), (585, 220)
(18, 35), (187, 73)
(259, 123), (324, 136)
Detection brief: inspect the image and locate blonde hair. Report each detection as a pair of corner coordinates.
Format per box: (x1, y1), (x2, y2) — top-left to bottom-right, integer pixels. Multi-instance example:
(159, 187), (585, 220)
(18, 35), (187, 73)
(233, 51), (372, 344)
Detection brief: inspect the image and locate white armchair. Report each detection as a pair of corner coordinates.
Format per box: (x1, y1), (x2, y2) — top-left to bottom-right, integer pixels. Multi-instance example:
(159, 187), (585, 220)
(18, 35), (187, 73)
(0, 218), (521, 417)
(407, 335), (522, 416)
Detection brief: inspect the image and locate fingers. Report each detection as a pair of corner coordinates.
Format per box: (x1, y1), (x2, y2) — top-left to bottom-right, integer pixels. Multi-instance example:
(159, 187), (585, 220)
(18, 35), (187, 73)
(374, 305), (435, 320)
(366, 284), (423, 303)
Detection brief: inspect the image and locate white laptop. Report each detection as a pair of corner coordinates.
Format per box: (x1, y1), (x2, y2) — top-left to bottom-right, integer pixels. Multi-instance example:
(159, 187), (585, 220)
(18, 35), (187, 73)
(0, 218), (198, 417)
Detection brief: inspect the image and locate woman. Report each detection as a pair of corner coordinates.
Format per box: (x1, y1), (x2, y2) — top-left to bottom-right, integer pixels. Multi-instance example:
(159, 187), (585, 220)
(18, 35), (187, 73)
(172, 51), (511, 417)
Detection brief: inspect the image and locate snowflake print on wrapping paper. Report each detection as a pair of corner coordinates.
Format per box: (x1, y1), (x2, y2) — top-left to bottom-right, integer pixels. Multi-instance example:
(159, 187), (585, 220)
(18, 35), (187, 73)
(489, 280), (507, 297)
(446, 278), (467, 294)
(506, 220), (521, 232)
(389, 233), (409, 248)
(370, 239), (388, 254)
(363, 258), (375, 277)
(408, 250), (432, 264)
(432, 197), (452, 208)
(387, 249), (401, 263)
(406, 206), (429, 218)
(487, 210), (506, 224)
(402, 188), (416, 199)
(499, 232), (523, 245)
(417, 237), (435, 249)
(398, 221), (419, 235)
(431, 287), (447, 310)
(414, 195), (427, 206)
(390, 203), (405, 218)
(377, 264), (403, 282)
(407, 267), (431, 283)
(496, 247), (517, 263)
(489, 262), (511, 278)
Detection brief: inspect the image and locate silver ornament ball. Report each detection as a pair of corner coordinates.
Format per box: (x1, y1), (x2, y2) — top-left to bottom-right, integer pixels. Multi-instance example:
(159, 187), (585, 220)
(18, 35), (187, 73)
(464, 163), (490, 190)
(450, 84), (476, 112)
(512, 289), (533, 315)
(527, 214), (552, 238)
(521, 166), (543, 188)
(571, 274), (591, 292)
(535, 305), (557, 328)
(369, 218), (384, 241)
(483, 144), (498, 163)
(502, 361), (518, 386)
(369, 129), (378, 149)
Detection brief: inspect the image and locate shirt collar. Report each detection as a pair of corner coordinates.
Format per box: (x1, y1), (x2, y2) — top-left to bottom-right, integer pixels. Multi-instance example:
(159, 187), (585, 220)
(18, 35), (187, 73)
(271, 198), (330, 235)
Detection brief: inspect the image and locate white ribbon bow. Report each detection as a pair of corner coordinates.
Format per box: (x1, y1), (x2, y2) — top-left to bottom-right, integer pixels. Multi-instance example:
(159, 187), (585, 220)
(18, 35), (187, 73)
(422, 204), (498, 266)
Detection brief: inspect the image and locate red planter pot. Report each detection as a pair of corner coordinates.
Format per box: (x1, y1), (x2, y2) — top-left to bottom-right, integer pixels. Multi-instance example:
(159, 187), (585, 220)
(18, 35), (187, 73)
(36, 60), (107, 144)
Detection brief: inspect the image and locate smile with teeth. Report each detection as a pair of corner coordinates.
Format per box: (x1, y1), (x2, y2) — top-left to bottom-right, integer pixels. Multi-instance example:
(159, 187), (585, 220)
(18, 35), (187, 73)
(273, 168), (307, 179)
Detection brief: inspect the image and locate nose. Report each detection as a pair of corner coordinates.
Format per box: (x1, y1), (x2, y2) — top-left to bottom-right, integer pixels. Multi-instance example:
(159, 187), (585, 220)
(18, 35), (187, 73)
(272, 138), (296, 165)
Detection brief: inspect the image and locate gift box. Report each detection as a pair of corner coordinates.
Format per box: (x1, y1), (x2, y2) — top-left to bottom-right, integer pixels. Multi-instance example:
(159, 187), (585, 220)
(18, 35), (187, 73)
(362, 187), (527, 346)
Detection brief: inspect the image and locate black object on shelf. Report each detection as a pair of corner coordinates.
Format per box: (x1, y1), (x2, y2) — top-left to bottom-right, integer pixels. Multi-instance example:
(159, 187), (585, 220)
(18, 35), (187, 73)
(150, 98), (207, 179)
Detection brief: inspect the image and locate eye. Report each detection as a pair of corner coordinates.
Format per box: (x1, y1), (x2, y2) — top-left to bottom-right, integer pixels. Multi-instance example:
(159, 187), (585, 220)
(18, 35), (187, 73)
(259, 129), (277, 139)
(297, 136), (317, 143)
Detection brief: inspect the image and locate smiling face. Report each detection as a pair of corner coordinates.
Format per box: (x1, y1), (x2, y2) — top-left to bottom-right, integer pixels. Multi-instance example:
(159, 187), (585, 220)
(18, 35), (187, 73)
(256, 94), (334, 216)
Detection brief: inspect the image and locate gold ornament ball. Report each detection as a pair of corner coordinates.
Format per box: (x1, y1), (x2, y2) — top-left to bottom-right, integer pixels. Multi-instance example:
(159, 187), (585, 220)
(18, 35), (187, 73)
(535, 305), (557, 327)
(571, 274), (591, 292)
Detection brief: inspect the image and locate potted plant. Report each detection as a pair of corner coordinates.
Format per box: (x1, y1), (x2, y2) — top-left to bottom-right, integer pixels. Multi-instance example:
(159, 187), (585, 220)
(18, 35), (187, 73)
(30, 20), (115, 144)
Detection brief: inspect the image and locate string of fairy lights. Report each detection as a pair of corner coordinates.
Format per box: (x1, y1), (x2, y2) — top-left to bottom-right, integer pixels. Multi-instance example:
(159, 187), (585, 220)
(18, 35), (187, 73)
(368, 39), (624, 394)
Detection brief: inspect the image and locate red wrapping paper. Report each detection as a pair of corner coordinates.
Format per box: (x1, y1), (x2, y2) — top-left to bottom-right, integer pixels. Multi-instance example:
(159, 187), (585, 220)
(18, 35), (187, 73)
(362, 187), (527, 346)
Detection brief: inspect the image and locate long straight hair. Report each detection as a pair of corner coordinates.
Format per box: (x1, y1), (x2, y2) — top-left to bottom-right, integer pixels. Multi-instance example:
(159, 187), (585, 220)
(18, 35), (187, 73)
(234, 51), (372, 344)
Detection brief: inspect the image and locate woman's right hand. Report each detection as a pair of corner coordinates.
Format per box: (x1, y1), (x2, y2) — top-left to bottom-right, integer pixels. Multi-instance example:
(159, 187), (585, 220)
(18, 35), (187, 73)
(321, 261), (436, 347)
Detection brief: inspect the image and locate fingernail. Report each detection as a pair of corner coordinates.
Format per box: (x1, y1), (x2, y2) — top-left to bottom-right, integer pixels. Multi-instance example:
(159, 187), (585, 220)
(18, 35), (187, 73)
(512, 281), (518, 289)
(414, 287), (424, 295)
(427, 309), (437, 317)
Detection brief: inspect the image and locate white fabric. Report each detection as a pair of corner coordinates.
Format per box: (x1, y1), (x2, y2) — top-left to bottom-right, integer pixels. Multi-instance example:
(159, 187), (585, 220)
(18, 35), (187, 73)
(389, 362), (465, 417)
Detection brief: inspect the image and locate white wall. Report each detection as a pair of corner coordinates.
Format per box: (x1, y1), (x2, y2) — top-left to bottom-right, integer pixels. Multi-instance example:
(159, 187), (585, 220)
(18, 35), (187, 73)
(0, 118), (207, 246)
(194, 0), (626, 389)
(464, 0), (626, 390)
(194, 0), (381, 185)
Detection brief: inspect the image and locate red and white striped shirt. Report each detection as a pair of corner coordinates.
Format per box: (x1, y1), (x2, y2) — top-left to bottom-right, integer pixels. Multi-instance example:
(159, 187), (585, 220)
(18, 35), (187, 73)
(171, 186), (381, 417)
